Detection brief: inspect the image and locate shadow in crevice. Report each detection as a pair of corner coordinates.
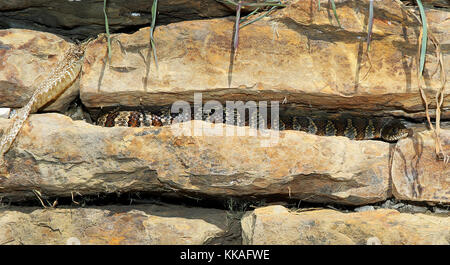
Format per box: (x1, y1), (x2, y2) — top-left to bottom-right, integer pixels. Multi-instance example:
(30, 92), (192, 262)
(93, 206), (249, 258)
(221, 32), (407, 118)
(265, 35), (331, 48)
(96, 37), (110, 93)
(142, 31), (155, 93)
(411, 133), (424, 197)
(227, 20), (238, 88)
(353, 1), (370, 94)
(394, 134), (424, 199)
(400, 8), (414, 93)
(388, 144), (396, 197)
(308, 0), (315, 24)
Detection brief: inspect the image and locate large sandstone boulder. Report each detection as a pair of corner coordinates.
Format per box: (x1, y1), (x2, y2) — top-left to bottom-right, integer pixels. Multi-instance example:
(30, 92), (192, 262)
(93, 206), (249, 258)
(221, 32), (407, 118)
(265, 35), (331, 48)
(0, 204), (231, 245)
(80, 0), (447, 119)
(392, 129), (450, 204)
(0, 29), (79, 112)
(241, 205), (450, 245)
(0, 113), (391, 205)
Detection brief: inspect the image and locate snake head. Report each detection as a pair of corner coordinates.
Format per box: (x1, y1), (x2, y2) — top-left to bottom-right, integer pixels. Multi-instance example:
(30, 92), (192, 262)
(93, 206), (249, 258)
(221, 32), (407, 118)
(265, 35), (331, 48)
(68, 39), (91, 61)
(381, 120), (411, 142)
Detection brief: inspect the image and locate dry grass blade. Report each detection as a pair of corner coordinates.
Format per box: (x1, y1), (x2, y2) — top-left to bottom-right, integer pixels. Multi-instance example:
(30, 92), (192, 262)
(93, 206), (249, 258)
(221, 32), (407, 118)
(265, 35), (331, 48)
(33, 189), (51, 208)
(103, 0), (112, 62)
(429, 33), (448, 162)
(416, 0), (447, 161)
(402, 0), (448, 161)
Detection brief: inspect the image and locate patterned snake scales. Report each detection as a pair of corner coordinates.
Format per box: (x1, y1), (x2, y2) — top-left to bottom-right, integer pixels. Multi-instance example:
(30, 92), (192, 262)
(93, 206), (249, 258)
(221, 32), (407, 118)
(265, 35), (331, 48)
(0, 42), (88, 178)
(0, 41), (410, 178)
(97, 109), (410, 142)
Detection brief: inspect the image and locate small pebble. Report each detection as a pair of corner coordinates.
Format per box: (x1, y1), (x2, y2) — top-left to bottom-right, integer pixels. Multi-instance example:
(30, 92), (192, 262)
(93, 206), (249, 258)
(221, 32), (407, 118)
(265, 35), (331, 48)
(433, 207), (450, 214)
(366, 237), (382, 245)
(354, 205), (375, 212)
(397, 205), (428, 213)
(0, 108), (11, 119)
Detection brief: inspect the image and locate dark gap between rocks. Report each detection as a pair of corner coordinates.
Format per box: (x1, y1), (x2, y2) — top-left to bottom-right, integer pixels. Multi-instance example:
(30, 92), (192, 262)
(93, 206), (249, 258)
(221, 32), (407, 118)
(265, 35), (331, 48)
(0, 1), (281, 41)
(2, 190), (448, 216)
(59, 96), (450, 138)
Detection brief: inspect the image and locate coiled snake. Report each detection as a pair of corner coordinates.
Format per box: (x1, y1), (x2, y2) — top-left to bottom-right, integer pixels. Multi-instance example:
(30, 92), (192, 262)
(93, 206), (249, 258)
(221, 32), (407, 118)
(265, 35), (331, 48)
(0, 40), (410, 179)
(97, 109), (410, 142)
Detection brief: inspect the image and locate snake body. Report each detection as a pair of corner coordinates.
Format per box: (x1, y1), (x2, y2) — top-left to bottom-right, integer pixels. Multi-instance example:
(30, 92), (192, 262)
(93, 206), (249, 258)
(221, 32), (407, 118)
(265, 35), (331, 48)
(0, 43), (87, 177)
(97, 110), (410, 142)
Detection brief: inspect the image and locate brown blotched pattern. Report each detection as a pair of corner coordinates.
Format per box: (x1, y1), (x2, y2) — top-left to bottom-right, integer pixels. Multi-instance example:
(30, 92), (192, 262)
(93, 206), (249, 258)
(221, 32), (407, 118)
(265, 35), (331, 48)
(291, 116), (410, 142)
(97, 111), (173, 128)
(97, 110), (410, 142)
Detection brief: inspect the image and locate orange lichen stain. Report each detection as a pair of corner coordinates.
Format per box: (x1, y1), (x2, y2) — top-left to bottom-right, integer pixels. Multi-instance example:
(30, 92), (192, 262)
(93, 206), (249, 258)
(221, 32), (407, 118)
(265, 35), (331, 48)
(319, 86), (337, 95)
(255, 83), (264, 90)
(174, 138), (183, 146)
(373, 17), (392, 27)
(108, 236), (126, 245)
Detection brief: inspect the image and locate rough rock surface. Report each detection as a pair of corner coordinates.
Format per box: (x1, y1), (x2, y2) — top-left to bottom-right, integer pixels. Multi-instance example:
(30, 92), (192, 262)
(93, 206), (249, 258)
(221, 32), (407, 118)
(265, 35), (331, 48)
(0, 0), (233, 39)
(0, 29), (79, 112)
(392, 129), (450, 204)
(0, 113), (391, 205)
(80, 0), (447, 118)
(427, 8), (449, 46)
(0, 204), (230, 245)
(241, 205), (450, 245)
(425, 8), (450, 94)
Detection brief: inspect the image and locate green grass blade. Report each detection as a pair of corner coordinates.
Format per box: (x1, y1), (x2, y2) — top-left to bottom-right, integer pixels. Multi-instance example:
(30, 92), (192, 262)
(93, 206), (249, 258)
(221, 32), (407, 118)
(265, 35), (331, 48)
(318, 0), (321, 11)
(216, 0), (237, 6)
(240, 5), (278, 29)
(241, 2), (286, 7)
(150, 0), (158, 70)
(366, 0), (374, 52)
(240, 7), (260, 22)
(330, 0), (341, 28)
(416, 0), (428, 75)
(215, 0), (285, 8)
(103, 0), (111, 61)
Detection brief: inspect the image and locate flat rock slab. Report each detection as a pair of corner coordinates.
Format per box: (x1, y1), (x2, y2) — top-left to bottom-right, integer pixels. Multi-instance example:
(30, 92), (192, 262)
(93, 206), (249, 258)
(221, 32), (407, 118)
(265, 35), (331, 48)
(392, 129), (450, 204)
(0, 113), (391, 205)
(0, 0), (232, 39)
(0, 204), (229, 245)
(241, 205), (450, 245)
(80, 0), (446, 117)
(0, 29), (79, 112)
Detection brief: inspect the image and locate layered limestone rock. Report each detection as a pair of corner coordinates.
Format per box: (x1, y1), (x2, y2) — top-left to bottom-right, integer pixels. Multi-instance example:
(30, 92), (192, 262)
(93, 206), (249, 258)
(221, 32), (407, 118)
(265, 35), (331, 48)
(80, 0), (447, 118)
(0, 113), (391, 205)
(241, 205), (450, 245)
(0, 204), (231, 245)
(0, 29), (79, 112)
(0, 0), (233, 39)
(392, 129), (450, 204)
